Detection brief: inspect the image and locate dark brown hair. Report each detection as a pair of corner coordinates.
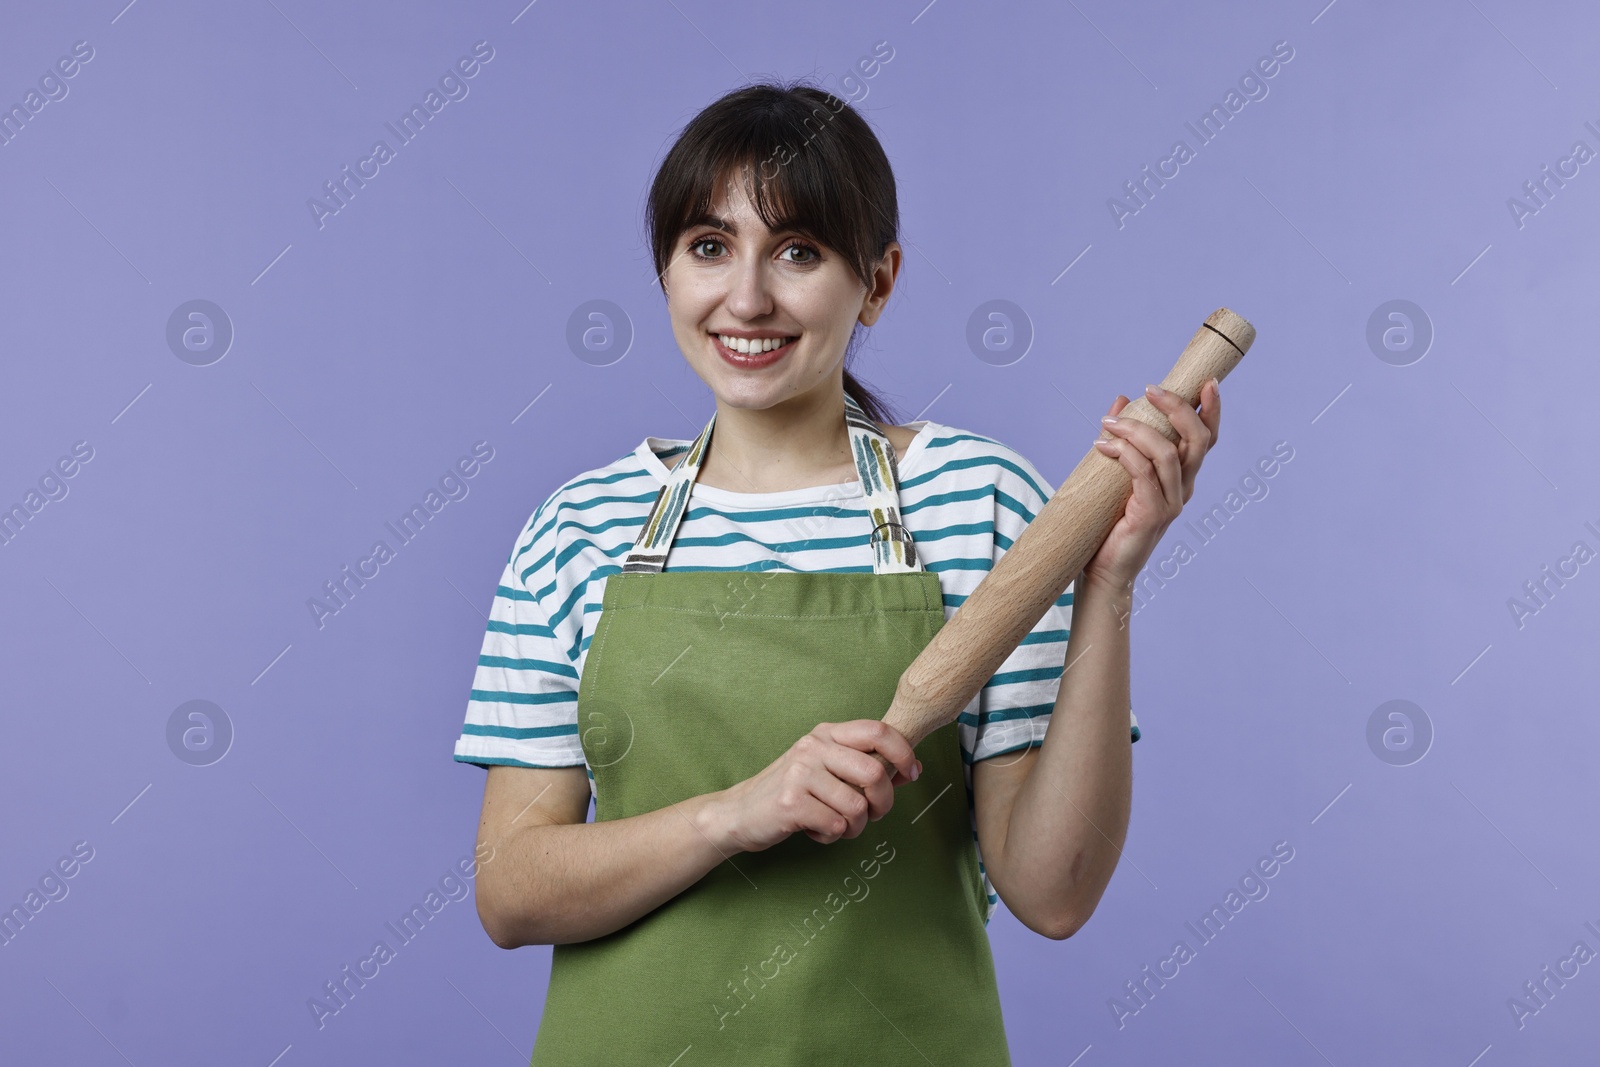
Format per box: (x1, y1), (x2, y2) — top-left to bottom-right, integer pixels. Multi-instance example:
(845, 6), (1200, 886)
(645, 79), (900, 426)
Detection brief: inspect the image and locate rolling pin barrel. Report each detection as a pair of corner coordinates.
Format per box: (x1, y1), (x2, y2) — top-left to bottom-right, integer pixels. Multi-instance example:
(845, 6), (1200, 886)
(881, 308), (1255, 754)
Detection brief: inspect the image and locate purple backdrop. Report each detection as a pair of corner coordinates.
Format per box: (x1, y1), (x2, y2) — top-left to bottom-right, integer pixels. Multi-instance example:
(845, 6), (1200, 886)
(3, 0), (1597, 1063)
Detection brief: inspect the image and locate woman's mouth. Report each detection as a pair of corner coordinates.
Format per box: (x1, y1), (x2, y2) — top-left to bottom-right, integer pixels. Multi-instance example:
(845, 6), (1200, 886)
(711, 332), (798, 369)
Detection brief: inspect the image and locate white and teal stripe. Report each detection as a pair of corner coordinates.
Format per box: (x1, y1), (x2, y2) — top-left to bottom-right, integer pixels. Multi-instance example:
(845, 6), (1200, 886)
(622, 394), (921, 575)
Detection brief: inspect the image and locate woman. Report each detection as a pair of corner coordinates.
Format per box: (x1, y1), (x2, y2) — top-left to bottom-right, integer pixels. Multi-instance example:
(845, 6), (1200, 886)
(457, 81), (1221, 1064)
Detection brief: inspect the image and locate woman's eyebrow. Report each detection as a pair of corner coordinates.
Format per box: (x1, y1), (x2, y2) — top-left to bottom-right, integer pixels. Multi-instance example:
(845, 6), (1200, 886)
(685, 212), (807, 238)
(689, 212), (738, 235)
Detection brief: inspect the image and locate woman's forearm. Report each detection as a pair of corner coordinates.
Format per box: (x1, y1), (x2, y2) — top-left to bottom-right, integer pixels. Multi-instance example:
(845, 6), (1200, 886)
(1000, 571), (1135, 934)
(483, 791), (735, 947)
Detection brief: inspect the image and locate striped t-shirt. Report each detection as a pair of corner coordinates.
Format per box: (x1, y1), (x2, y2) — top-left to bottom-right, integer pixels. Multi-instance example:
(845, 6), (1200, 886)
(454, 418), (1139, 924)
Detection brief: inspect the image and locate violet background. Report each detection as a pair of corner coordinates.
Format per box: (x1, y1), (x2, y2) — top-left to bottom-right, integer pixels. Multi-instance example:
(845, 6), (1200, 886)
(2, 1), (1597, 1064)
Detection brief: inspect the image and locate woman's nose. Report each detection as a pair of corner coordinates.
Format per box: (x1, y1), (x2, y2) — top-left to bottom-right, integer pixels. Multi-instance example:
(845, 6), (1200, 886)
(723, 257), (774, 319)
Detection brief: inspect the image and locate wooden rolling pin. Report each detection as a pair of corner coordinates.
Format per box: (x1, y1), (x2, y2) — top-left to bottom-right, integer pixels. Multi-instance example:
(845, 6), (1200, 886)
(882, 307), (1255, 755)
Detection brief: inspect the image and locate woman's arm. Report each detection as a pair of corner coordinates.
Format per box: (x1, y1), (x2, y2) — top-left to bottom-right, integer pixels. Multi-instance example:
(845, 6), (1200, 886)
(974, 379), (1221, 938)
(473, 718), (920, 947)
(971, 572), (1133, 940)
(474, 764), (732, 947)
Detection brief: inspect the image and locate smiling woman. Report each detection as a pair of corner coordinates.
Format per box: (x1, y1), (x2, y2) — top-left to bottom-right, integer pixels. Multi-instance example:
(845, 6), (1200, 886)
(645, 82), (902, 438)
(458, 77), (1183, 1067)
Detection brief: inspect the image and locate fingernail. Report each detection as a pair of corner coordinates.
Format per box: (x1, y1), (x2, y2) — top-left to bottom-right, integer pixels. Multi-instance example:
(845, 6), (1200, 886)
(1101, 415), (1120, 425)
(912, 761), (922, 780)
(1145, 383), (1166, 397)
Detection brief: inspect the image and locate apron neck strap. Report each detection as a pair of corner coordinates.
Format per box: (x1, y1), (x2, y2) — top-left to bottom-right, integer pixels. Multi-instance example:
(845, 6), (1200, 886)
(621, 393), (922, 575)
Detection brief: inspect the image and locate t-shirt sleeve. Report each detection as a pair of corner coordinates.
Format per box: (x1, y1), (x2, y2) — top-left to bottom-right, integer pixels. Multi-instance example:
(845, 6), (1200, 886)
(453, 499), (589, 771)
(969, 446), (1140, 762)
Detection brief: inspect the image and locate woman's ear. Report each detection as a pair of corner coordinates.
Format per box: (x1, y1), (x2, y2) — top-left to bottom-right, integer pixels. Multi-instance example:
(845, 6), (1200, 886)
(858, 242), (902, 327)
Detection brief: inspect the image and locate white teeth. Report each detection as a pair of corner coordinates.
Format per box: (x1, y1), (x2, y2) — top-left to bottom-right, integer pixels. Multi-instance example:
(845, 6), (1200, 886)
(717, 334), (794, 354)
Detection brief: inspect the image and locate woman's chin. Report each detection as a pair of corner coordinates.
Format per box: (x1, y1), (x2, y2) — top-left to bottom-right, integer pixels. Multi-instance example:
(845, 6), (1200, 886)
(709, 380), (787, 411)
(690, 363), (786, 405)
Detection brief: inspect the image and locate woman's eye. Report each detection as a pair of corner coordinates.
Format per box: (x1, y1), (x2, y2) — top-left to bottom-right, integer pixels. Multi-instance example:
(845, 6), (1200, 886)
(688, 237), (818, 263)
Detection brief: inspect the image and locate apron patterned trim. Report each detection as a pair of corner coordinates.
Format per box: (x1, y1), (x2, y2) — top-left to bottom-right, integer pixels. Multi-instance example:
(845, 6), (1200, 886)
(620, 393), (922, 575)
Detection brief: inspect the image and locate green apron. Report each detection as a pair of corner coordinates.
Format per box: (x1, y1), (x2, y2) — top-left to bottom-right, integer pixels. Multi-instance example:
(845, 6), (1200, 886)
(531, 396), (1012, 1066)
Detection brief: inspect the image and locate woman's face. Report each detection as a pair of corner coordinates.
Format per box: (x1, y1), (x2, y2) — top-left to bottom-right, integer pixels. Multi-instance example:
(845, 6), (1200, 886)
(663, 173), (898, 413)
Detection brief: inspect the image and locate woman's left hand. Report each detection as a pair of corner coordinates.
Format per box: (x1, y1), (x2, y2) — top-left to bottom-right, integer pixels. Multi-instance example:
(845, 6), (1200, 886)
(1083, 379), (1222, 590)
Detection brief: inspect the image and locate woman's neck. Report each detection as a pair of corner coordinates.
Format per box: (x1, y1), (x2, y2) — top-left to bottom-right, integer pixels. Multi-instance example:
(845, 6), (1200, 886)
(695, 390), (858, 494)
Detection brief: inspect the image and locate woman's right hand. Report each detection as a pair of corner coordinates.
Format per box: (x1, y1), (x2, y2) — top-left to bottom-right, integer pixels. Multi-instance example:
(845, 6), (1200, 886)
(704, 720), (922, 853)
